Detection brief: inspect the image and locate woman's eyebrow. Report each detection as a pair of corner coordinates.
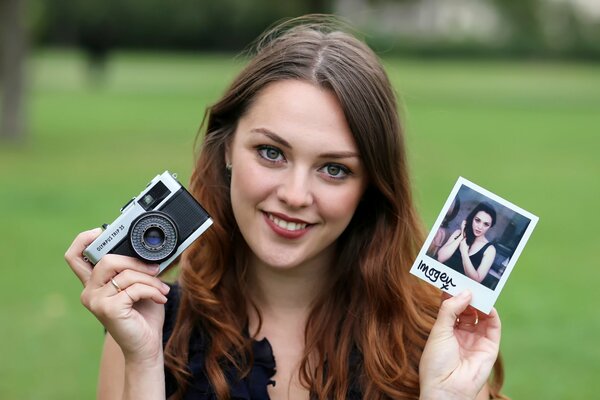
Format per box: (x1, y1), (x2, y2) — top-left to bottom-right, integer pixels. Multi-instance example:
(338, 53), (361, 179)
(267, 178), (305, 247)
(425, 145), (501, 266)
(250, 128), (292, 149)
(250, 127), (360, 159)
(318, 151), (360, 159)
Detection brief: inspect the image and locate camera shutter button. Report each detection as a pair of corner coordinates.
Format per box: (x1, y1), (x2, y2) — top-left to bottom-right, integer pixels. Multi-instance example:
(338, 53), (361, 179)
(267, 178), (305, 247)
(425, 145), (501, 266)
(120, 197), (136, 212)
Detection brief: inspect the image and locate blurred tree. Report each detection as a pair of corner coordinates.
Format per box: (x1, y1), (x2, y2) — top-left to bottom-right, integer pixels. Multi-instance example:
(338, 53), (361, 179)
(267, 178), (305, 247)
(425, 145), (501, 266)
(490, 0), (543, 54)
(0, 0), (27, 142)
(37, 0), (332, 52)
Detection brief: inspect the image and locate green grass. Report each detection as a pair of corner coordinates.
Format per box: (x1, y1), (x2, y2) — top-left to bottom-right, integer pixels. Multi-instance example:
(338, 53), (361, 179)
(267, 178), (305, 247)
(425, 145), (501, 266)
(1, 50), (598, 399)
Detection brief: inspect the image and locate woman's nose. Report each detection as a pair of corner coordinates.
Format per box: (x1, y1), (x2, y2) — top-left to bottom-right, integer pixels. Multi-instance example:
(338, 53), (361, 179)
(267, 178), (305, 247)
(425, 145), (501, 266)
(276, 169), (314, 208)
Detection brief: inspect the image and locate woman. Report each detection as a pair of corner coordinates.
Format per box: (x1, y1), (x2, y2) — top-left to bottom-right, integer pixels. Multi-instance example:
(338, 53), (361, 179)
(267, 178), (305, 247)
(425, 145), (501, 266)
(65, 17), (504, 400)
(437, 202), (498, 284)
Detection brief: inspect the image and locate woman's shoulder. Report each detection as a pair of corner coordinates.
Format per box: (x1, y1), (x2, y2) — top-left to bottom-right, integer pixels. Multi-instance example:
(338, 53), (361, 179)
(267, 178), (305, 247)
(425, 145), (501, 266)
(483, 241), (496, 253)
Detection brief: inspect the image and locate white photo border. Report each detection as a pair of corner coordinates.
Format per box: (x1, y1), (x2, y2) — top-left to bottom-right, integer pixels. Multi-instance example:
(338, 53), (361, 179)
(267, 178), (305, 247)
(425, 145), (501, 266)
(409, 177), (539, 313)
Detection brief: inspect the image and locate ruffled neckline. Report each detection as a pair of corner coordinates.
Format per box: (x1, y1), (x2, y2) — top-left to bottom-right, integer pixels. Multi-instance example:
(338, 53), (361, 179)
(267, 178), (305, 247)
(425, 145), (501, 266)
(163, 284), (276, 400)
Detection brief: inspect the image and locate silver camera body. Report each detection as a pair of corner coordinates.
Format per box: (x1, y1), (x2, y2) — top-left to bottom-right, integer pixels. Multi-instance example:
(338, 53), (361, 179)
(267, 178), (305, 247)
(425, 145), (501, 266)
(83, 171), (212, 274)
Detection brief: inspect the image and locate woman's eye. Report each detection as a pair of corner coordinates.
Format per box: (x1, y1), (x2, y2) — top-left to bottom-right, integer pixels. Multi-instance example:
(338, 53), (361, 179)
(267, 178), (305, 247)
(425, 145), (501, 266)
(257, 146), (284, 162)
(321, 164), (350, 179)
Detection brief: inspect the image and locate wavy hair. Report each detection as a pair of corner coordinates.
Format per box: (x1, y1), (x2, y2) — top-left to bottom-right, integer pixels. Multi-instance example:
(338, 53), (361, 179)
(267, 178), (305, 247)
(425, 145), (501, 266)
(164, 15), (506, 400)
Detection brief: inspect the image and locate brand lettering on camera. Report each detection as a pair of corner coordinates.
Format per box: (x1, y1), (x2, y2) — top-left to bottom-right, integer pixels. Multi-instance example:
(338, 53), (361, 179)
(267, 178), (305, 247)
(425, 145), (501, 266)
(417, 259), (456, 290)
(96, 225), (126, 252)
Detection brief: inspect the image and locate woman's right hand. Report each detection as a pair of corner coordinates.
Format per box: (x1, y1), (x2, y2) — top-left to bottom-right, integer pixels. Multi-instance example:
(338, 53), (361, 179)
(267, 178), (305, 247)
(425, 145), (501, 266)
(64, 228), (171, 364)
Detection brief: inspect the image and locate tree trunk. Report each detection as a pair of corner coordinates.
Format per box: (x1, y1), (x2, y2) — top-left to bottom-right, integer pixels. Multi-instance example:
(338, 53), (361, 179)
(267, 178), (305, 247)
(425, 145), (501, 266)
(0, 0), (27, 143)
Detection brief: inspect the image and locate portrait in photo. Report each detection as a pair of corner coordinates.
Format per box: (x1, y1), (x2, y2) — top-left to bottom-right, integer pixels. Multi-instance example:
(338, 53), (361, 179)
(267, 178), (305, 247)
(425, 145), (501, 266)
(427, 185), (531, 291)
(411, 177), (538, 313)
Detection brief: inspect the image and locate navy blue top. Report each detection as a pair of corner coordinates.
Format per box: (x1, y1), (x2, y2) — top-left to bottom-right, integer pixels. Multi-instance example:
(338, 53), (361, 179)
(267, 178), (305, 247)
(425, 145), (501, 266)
(163, 284), (276, 399)
(162, 284), (363, 399)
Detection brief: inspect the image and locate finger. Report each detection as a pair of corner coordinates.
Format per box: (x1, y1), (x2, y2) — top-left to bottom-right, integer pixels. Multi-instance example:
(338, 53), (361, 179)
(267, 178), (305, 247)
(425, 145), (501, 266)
(482, 307), (502, 343)
(105, 270), (170, 296)
(64, 228), (104, 285)
(436, 290), (472, 329)
(439, 291), (451, 305)
(90, 254), (160, 288)
(120, 283), (168, 305)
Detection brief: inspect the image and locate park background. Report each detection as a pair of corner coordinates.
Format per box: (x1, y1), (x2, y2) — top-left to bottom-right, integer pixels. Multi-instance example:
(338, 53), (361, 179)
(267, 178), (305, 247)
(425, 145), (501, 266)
(1, 0), (598, 398)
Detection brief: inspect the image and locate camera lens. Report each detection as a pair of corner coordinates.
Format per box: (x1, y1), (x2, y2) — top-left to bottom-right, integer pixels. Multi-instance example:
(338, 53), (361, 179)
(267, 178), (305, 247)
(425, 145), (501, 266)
(143, 227), (165, 248)
(129, 212), (179, 262)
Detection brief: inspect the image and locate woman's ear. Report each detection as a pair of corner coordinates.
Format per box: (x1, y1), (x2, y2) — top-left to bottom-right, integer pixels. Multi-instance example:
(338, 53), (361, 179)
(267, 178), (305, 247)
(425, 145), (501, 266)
(224, 142), (233, 174)
(224, 141), (232, 167)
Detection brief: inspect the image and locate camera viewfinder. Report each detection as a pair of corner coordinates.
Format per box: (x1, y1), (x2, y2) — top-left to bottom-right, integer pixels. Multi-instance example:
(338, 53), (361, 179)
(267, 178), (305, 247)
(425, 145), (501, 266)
(139, 181), (170, 211)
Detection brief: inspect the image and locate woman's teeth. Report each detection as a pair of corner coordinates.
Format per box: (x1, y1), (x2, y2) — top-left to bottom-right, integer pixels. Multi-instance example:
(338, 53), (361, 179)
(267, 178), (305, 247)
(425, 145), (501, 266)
(268, 214), (307, 231)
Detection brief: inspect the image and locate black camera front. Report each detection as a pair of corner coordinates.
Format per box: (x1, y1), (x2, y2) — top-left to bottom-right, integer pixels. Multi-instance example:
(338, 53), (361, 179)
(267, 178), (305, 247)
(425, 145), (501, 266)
(129, 212), (179, 262)
(83, 171), (213, 274)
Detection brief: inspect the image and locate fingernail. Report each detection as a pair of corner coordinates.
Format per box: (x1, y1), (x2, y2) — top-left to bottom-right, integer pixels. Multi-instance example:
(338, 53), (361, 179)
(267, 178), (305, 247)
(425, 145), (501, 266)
(162, 283), (170, 292)
(459, 290), (471, 298)
(150, 264), (160, 272)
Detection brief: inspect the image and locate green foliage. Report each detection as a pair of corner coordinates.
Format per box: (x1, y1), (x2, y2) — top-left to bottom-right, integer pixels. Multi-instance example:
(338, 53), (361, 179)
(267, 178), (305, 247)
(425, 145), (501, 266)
(27, 0), (600, 59)
(0, 51), (598, 398)
(36, 0), (323, 50)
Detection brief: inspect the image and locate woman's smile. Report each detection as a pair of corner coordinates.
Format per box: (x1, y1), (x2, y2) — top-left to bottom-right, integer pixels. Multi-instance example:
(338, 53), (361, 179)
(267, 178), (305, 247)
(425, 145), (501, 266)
(263, 211), (313, 239)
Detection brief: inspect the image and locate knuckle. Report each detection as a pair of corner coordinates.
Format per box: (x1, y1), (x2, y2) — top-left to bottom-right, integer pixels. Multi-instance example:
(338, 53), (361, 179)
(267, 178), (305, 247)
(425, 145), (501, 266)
(80, 291), (89, 308)
(440, 299), (453, 313)
(95, 300), (112, 318)
(100, 254), (116, 265)
(120, 269), (132, 280)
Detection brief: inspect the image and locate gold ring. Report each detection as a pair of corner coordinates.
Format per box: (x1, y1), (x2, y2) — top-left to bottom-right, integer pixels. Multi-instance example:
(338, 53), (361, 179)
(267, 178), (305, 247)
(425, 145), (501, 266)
(456, 309), (479, 327)
(110, 278), (122, 293)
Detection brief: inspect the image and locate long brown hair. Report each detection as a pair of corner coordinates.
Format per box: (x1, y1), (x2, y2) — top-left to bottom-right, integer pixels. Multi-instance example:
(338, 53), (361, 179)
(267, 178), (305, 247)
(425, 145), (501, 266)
(165, 15), (505, 399)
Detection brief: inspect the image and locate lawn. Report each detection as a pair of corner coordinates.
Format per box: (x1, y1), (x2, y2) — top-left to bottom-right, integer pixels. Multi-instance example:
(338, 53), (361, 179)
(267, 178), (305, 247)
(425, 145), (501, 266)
(0, 50), (598, 399)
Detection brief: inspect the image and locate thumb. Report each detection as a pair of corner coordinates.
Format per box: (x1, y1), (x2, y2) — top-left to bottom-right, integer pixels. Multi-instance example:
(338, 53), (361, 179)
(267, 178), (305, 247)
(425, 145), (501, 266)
(436, 290), (472, 329)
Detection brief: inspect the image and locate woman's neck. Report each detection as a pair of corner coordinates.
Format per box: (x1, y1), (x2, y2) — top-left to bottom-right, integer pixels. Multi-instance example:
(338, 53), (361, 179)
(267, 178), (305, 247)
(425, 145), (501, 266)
(471, 235), (489, 248)
(247, 247), (334, 321)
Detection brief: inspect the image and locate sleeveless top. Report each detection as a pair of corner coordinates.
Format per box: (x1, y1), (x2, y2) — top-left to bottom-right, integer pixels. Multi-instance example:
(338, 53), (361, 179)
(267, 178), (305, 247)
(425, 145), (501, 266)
(162, 284), (364, 399)
(445, 241), (494, 276)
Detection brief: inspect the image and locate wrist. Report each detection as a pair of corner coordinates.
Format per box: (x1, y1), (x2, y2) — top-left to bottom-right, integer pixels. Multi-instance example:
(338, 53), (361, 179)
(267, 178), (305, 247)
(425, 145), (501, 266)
(123, 354), (166, 400)
(420, 388), (473, 400)
(123, 349), (164, 371)
(121, 334), (164, 367)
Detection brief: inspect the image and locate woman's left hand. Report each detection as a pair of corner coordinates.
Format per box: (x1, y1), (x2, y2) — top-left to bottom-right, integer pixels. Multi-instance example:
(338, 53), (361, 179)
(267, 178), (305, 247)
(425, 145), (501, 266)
(419, 291), (501, 400)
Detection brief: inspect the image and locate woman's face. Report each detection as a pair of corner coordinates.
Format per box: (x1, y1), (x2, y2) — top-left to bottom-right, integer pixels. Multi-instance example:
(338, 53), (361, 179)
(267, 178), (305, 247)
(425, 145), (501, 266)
(472, 211), (493, 238)
(226, 80), (368, 271)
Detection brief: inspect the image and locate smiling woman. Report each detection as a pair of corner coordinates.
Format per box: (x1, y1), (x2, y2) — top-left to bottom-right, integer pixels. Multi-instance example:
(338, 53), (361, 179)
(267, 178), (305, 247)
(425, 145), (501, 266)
(64, 15), (506, 400)
(227, 80), (367, 271)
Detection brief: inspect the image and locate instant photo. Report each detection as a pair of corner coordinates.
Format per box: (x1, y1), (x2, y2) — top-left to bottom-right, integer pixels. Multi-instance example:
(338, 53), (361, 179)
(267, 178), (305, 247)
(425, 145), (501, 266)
(410, 177), (538, 313)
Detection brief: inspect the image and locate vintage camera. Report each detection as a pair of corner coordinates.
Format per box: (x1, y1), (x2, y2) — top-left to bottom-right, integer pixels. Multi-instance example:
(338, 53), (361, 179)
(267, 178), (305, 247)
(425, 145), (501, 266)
(83, 171), (212, 274)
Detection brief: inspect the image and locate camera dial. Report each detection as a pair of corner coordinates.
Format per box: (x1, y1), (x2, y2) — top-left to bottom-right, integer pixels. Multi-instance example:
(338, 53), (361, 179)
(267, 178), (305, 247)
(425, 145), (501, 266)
(129, 211), (179, 262)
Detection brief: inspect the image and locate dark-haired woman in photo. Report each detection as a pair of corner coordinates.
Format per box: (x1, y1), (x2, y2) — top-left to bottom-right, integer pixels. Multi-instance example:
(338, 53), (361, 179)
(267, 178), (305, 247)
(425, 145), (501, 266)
(65, 16), (505, 400)
(438, 202), (497, 283)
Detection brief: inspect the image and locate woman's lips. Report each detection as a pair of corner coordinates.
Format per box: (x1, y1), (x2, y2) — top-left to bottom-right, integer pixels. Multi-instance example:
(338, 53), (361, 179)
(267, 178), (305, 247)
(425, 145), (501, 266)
(263, 212), (312, 239)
